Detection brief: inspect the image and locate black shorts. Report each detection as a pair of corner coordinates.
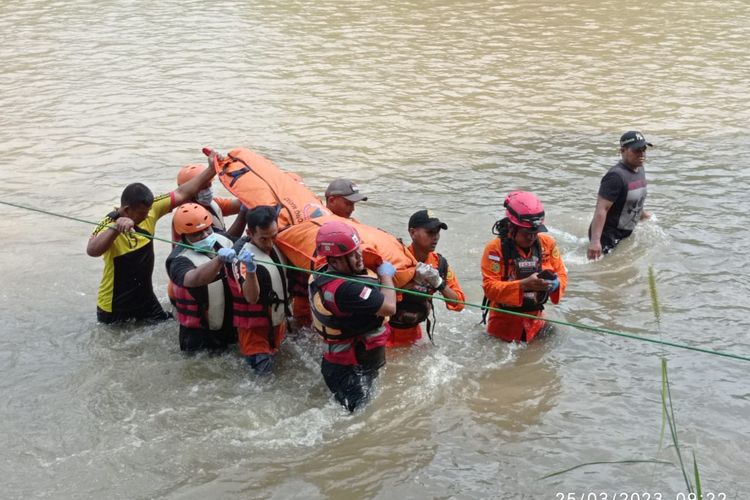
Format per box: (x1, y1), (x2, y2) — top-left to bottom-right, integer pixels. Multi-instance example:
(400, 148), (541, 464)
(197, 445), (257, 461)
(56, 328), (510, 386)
(179, 325), (236, 353)
(96, 294), (171, 324)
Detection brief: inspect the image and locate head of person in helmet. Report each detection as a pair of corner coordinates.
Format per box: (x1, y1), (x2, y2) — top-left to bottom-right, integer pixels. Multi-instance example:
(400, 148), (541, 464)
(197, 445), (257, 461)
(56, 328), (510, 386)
(316, 221), (365, 275)
(504, 191), (547, 250)
(177, 164), (214, 206)
(173, 203), (216, 251)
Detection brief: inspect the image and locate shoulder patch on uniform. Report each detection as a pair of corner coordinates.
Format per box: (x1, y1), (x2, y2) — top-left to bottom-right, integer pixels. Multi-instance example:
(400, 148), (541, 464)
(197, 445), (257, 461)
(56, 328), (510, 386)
(491, 262), (501, 272)
(551, 246), (560, 259)
(359, 286), (372, 300)
(487, 252), (501, 262)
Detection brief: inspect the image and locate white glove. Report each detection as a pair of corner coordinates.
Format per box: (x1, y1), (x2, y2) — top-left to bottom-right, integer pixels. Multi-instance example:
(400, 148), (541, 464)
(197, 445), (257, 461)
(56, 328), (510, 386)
(414, 262), (433, 285)
(416, 262), (443, 289)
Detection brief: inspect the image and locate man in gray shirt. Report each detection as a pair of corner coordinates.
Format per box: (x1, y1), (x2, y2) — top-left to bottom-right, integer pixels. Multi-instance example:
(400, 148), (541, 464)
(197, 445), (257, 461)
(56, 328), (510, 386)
(587, 131), (652, 260)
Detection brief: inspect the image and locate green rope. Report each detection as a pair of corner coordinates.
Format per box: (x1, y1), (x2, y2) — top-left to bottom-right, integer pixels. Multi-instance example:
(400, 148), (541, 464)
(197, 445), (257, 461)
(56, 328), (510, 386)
(2, 198), (749, 363)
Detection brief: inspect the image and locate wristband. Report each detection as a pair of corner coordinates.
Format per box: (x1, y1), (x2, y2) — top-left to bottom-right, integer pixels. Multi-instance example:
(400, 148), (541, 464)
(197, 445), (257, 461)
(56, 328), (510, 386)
(435, 279), (447, 292)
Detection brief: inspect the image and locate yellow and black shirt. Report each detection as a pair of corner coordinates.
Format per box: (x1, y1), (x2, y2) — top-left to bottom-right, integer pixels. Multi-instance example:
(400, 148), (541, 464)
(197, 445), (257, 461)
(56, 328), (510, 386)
(92, 193), (174, 315)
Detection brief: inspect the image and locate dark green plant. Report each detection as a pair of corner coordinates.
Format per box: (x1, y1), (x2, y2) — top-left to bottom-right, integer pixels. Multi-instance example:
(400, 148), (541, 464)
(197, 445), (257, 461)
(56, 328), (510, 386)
(651, 265), (701, 494)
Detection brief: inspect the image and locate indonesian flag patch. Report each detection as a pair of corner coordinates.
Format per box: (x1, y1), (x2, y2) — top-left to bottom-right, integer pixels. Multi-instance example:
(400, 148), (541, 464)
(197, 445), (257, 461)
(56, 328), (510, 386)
(359, 286), (372, 300)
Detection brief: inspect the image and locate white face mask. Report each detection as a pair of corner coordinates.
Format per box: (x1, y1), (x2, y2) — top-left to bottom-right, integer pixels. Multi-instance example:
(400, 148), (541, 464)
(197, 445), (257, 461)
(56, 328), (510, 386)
(192, 233), (217, 252)
(195, 187), (214, 206)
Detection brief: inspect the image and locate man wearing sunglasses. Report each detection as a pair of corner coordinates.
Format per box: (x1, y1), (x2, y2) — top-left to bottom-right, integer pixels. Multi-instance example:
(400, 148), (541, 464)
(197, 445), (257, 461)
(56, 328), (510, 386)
(587, 131), (653, 260)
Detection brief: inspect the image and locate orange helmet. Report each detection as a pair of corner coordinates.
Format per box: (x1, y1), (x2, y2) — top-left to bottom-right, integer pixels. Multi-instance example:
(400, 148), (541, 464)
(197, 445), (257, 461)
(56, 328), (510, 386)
(176, 164), (207, 186)
(173, 203), (212, 235)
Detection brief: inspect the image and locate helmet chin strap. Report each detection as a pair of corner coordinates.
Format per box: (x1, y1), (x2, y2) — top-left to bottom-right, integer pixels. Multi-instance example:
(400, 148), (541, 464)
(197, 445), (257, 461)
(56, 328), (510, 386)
(346, 258), (357, 275)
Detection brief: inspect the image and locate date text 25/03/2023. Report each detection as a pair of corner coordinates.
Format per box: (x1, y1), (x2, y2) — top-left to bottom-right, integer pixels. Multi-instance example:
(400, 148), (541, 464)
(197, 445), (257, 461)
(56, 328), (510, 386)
(554, 493), (728, 500)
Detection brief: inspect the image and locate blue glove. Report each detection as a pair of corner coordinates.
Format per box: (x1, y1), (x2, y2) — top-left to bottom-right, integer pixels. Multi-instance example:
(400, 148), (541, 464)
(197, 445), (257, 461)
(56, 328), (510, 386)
(238, 249), (257, 273)
(217, 247), (236, 263)
(547, 277), (560, 293)
(376, 261), (396, 278)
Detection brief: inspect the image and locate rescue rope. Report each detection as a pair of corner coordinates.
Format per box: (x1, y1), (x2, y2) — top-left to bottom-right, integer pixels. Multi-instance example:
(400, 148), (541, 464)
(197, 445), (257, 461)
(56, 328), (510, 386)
(2, 198), (748, 363)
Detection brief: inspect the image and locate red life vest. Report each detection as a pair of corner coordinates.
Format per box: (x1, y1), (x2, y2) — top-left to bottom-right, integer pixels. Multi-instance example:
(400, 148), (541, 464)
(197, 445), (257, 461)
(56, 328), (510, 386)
(225, 239), (290, 348)
(309, 267), (385, 341)
(172, 283), (203, 329)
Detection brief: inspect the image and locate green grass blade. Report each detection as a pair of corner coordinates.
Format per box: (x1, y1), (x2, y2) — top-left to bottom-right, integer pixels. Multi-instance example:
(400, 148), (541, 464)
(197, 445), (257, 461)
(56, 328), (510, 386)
(658, 360), (668, 453)
(661, 358), (692, 492)
(693, 451), (702, 497)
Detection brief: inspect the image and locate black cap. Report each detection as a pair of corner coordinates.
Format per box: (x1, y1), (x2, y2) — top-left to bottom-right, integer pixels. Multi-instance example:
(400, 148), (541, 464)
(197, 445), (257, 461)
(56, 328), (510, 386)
(620, 130), (653, 149)
(408, 210), (448, 230)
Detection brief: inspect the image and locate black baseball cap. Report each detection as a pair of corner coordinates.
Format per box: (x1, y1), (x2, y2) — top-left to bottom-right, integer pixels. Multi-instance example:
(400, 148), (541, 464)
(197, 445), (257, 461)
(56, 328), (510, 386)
(408, 210), (448, 230)
(620, 131), (653, 149)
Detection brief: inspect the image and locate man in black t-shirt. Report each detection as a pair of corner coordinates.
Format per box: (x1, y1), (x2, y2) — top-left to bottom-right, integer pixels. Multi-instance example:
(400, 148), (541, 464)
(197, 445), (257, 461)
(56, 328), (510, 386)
(309, 222), (397, 412)
(588, 131), (653, 259)
(166, 203), (238, 353)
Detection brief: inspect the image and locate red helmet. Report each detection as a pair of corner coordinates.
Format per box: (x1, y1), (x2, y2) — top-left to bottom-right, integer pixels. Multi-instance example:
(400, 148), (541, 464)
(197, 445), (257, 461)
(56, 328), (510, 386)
(176, 164), (207, 186)
(316, 221), (361, 257)
(173, 203), (212, 235)
(504, 191), (547, 231)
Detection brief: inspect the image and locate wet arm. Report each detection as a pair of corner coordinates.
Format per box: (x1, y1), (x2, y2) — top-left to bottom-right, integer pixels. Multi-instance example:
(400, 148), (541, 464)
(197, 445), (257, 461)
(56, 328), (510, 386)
(182, 257), (224, 288)
(441, 266), (465, 311)
(225, 205), (247, 239)
(242, 269), (261, 304)
(86, 218), (133, 257)
(86, 228), (118, 257)
(376, 275), (397, 316)
(587, 196), (613, 260)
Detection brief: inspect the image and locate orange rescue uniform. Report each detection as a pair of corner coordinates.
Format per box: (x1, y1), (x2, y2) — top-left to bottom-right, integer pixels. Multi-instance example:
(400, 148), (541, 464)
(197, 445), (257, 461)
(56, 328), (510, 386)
(480, 233), (567, 343)
(387, 246), (465, 347)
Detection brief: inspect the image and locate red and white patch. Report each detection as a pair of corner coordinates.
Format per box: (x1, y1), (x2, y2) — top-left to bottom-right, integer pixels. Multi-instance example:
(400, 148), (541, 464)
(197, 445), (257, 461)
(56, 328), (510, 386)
(359, 286), (372, 300)
(487, 252), (501, 262)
